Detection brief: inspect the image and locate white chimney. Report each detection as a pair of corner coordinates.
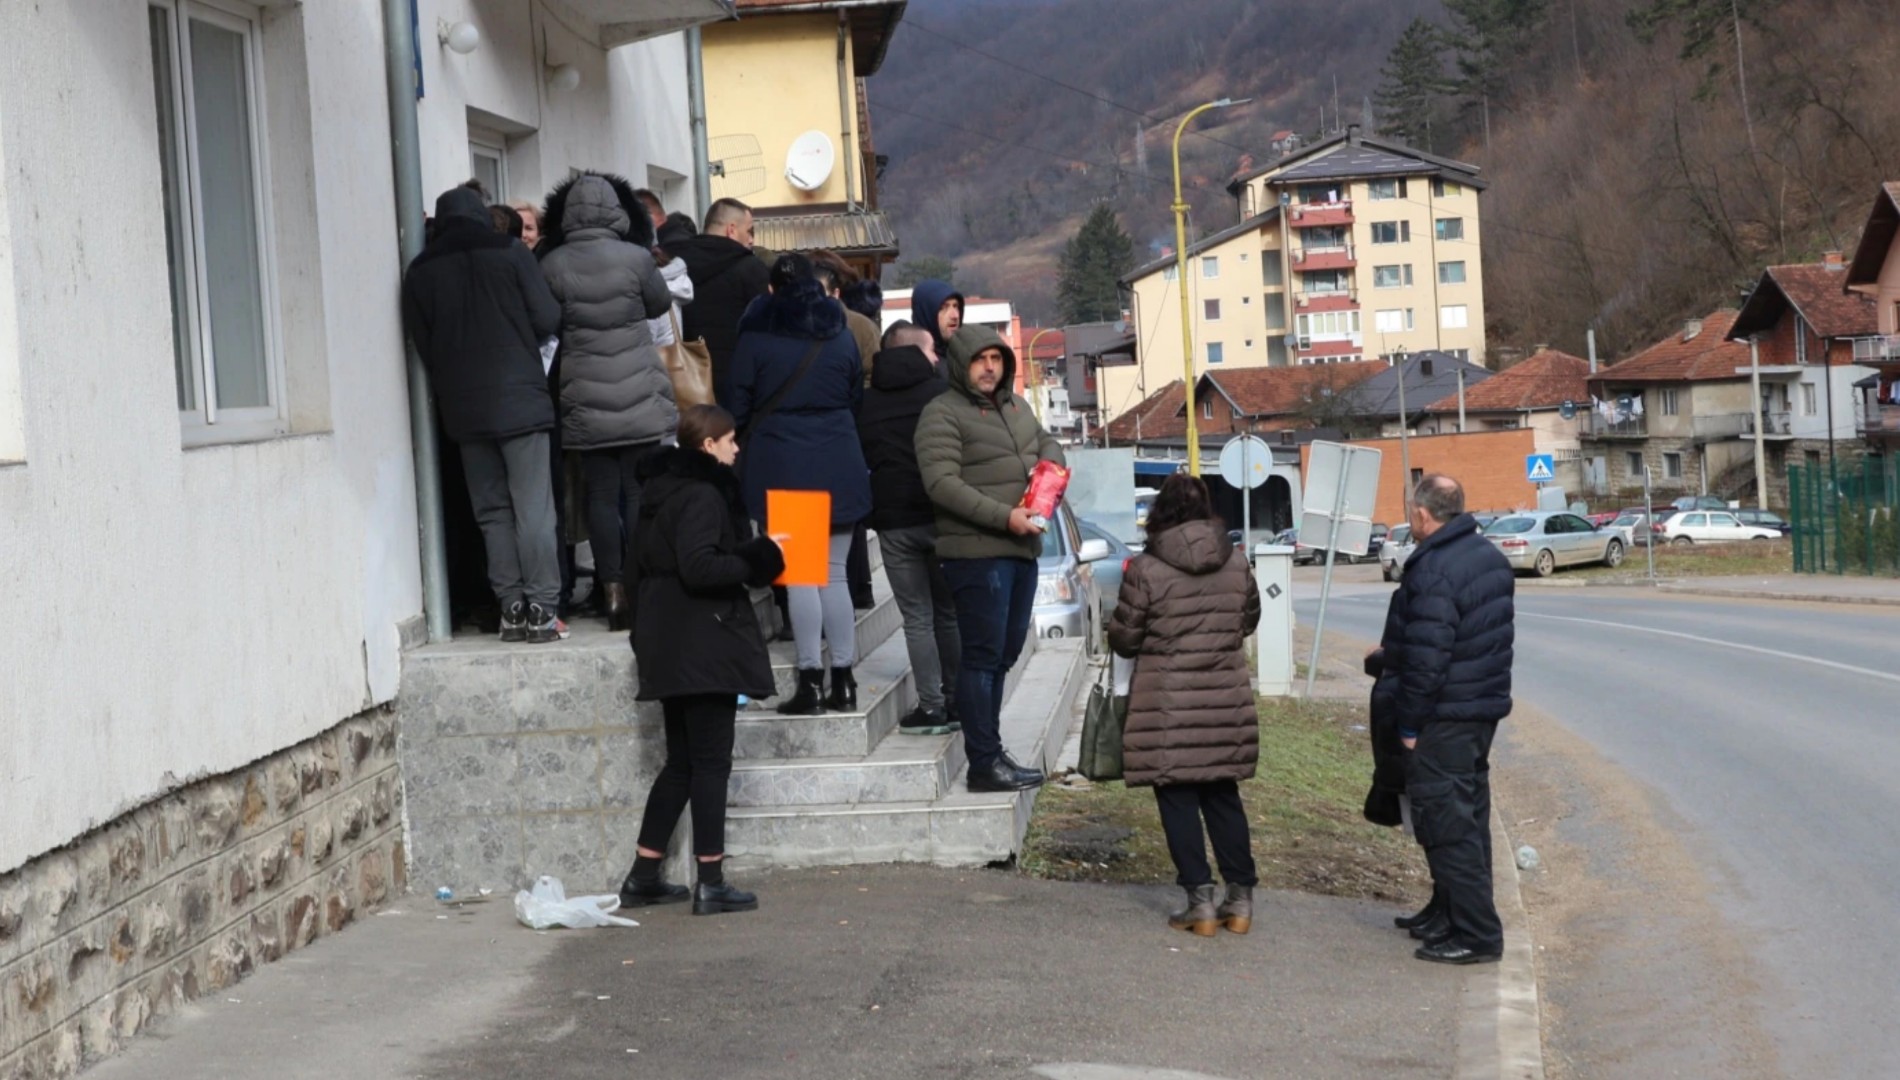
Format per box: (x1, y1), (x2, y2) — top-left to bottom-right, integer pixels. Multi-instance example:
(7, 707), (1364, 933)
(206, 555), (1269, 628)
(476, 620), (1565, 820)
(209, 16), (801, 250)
(1682, 318), (1703, 341)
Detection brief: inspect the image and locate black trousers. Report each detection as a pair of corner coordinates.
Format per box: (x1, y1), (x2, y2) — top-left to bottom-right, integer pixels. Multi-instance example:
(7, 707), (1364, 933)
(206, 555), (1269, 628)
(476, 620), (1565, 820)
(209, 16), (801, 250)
(847, 521), (874, 607)
(1154, 780), (1258, 889)
(1407, 720), (1501, 952)
(635, 694), (737, 858)
(580, 442), (657, 587)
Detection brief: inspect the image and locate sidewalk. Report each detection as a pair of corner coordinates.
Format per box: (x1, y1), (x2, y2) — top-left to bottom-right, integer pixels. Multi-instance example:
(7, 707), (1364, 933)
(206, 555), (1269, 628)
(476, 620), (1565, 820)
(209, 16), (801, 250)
(1653, 572), (1900, 607)
(86, 864), (1469, 1080)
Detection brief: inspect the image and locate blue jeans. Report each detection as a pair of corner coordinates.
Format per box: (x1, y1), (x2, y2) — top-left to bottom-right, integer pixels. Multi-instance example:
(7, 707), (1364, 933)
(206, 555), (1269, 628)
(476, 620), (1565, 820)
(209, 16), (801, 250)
(940, 557), (1038, 772)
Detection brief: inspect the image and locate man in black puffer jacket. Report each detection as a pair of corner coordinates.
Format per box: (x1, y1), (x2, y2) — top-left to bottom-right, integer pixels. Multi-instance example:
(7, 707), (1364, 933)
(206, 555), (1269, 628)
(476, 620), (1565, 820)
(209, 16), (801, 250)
(402, 186), (564, 643)
(1375, 473), (1515, 966)
(668, 198), (770, 408)
(858, 323), (960, 735)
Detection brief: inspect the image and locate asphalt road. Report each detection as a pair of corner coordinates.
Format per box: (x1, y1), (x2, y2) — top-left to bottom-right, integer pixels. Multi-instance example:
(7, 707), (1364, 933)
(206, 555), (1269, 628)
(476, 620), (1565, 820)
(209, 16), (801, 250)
(1297, 572), (1900, 1078)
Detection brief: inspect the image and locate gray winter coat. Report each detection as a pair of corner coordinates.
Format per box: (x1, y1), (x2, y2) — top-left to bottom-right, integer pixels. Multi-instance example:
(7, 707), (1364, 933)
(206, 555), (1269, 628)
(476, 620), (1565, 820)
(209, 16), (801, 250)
(539, 175), (675, 450)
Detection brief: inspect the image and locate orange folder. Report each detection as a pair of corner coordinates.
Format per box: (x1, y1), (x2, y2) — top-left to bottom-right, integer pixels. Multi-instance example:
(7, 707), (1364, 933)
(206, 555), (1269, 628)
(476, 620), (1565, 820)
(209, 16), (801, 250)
(766, 489), (832, 587)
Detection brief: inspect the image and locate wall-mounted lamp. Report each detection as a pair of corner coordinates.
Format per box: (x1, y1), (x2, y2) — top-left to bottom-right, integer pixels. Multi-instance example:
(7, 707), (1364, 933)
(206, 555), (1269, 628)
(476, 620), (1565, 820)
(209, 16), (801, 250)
(438, 19), (480, 55)
(546, 63), (581, 93)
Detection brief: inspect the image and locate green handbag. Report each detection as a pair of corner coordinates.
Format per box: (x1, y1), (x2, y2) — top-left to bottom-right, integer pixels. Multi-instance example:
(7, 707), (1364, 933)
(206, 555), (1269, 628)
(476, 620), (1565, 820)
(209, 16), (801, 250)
(1077, 667), (1128, 782)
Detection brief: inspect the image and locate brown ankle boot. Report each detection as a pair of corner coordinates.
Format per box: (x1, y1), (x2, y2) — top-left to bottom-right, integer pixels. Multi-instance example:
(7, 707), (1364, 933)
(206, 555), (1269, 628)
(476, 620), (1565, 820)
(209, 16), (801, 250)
(1168, 884), (1218, 937)
(1217, 884), (1253, 934)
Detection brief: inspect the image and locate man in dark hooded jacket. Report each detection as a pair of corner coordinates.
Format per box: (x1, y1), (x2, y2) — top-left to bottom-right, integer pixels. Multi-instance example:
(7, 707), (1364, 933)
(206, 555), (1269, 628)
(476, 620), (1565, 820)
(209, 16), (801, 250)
(402, 186), (565, 643)
(858, 323), (960, 735)
(909, 279), (964, 358)
(669, 198), (770, 407)
(1375, 473), (1515, 965)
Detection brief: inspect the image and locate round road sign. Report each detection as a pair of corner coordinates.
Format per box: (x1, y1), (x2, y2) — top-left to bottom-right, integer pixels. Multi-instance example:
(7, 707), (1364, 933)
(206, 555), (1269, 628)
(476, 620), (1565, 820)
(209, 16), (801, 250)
(1218, 435), (1273, 490)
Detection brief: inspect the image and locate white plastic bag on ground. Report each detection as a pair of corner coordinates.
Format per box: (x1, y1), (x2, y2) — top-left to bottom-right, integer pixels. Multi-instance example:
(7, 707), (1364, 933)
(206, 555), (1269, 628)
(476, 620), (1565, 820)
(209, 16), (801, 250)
(513, 875), (639, 929)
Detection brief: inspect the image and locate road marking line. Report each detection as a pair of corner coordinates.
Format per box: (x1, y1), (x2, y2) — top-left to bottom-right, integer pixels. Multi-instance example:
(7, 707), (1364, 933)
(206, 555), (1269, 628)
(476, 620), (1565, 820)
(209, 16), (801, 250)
(1517, 612), (1900, 686)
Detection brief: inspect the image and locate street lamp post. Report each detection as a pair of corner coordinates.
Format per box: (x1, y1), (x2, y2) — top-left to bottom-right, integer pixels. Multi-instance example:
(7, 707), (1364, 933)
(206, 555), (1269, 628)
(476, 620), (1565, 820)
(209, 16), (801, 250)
(1174, 96), (1251, 476)
(1024, 327), (1058, 422)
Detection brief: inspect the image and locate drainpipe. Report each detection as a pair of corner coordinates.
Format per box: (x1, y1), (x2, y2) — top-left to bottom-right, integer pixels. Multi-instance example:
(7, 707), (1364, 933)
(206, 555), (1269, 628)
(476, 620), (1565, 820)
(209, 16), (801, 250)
(836, 14), (859, 208)
(383, 0), (451, 643)
(686, 27), (712, 220)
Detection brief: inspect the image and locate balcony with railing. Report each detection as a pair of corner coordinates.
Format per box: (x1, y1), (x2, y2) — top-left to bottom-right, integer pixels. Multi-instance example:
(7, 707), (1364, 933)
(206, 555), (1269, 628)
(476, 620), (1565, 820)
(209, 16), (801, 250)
(1293, 287), (1358, 312)
(1851, 335), (1900, 364)
(1287, 199), (1353, 228)
(1291, 244), (1355, 272)
(1585, 414), (1647, 438)
(1858, 390), (1900, 438)
(1742, 410), (1795, 439)
(1691, 413), (1753, 441)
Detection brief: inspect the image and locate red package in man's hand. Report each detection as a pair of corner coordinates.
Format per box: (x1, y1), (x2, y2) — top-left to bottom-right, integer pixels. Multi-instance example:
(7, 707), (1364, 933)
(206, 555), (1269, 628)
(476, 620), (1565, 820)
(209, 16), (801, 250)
(1019, 460), (1071, 521)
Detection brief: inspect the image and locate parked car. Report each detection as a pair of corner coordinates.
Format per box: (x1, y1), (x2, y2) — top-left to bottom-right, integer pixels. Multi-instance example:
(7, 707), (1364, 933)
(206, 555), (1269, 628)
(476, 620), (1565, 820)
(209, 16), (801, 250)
(1734, 508), (1792, 536)
(1076, 517), (1135, 616)
(1472, 512), (1502, 532)
(1654, 510), (1781, 546)
(1273, 527), (1322, 565)
(1379, 523), (1415, 581)
(1035, 503), (1109, 651)
(1361, 523), (1389, 565)
(1610, 510), (1658, 546)
(1587, 511), (1621, 528)
(1670, 495), (1732, 513)
(1483, 510), (1628, 576)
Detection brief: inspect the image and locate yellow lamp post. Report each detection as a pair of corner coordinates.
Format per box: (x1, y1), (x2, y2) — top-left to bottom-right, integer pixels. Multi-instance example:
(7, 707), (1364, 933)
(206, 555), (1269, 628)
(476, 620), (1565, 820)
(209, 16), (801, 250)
(1174, 97), (1251, 476)
(1024, 327), (1059, 421)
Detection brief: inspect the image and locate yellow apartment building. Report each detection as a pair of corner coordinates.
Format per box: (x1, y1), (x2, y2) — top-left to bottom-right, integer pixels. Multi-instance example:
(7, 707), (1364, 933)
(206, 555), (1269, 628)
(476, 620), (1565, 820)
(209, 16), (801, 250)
(701, 0), (904, 274)
(1104, 210), (1289, 428)
(1229, 127), (1488, 366)
(1111, 127), (1487, 435)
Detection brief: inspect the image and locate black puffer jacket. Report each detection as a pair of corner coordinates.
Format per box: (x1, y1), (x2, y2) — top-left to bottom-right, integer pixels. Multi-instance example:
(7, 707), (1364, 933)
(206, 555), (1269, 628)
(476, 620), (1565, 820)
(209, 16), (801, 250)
(630, 447), (784, 701)
(401, 187), (560, 442)
(857, 344), (946, 531)
(538, 174), (674, 450)
(1374, 514), (1515, 735)
(669, 234), (770, 406)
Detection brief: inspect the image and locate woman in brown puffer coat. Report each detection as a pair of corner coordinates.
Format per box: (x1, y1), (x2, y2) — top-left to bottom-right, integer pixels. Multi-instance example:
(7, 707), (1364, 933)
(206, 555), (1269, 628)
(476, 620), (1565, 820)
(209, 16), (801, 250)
(1107, 473), (1262, 936)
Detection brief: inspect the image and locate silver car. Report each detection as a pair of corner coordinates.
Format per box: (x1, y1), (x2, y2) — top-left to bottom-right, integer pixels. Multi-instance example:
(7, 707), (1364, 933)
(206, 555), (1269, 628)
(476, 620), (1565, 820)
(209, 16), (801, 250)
(1484, 510), (1627, 577)
(1076, 517), (1135, 616)
(1034, 504), (1111, 651)
(1379, 523), (1415, 581)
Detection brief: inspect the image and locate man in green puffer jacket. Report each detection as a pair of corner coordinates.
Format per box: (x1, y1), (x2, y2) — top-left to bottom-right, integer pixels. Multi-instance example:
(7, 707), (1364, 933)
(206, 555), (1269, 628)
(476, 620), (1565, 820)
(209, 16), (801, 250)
(915, 325), (1066, 793)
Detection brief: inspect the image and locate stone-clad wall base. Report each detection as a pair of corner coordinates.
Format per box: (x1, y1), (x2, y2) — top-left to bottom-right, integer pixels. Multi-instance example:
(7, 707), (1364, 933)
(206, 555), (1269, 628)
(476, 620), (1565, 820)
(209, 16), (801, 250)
(0, 710), (405, 1080)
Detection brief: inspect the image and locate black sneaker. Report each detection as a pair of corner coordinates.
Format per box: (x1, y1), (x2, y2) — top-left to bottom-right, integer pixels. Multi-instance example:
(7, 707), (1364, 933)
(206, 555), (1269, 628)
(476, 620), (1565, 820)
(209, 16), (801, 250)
(897, 705), (957, 736)
(499, 601), (528, 642)
(525, 602), (569, 644)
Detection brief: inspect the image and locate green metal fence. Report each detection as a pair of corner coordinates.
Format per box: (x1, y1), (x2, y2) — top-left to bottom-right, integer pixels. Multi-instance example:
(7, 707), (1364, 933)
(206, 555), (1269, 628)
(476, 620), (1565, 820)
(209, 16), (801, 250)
(1789, 456), (1900, 575)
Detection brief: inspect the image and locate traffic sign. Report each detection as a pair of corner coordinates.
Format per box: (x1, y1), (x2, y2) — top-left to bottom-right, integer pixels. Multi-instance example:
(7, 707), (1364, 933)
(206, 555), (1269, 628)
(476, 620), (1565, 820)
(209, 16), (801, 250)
(1300, 441), (1382, 557)
(1526, 454), (1556, 483)
(1218, 435), (1272, 490)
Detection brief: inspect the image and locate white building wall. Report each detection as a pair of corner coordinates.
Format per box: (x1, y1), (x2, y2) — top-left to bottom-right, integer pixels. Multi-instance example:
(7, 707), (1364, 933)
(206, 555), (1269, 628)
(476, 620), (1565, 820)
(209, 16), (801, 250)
(0, 0), (700, 874)
(0, 0), (420, 873)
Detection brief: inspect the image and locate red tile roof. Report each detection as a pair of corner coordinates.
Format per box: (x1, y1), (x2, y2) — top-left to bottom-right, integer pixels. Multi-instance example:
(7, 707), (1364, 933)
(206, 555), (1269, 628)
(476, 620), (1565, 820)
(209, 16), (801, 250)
(1426, 349), (1588, 413)
(1203, 362), (1388, 417)
(1019, 329), (1066, 361)
(1105, 380), (1186, 442)
(1590, 310), (1750, 385)
(1763, 263), (1878, 338)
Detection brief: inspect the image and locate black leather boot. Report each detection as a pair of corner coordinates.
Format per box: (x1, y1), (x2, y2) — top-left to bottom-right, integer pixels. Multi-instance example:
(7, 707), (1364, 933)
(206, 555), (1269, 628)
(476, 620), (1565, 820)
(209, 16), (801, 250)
(825, 666), (857, 711)
(781, 668), (827, 715)
(604, 582), (630, 632)
(617, 855), (688, 907)
(691, 859), (757, 915)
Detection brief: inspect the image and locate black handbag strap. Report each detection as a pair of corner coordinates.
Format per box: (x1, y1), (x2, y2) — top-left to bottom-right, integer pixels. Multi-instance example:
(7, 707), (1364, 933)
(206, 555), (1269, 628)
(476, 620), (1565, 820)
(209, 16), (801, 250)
(741, 339), (825, 439)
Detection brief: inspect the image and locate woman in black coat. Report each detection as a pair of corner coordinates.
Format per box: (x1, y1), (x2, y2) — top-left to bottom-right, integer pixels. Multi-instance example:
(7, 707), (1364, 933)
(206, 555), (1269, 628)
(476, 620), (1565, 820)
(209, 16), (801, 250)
(619, 405), (783, 916)
(729, 253), (873, 715)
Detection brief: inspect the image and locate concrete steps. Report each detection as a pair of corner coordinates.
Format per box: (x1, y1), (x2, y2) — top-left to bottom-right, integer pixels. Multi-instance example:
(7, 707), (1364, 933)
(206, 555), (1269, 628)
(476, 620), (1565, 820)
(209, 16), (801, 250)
(725, 636), (1088, 870)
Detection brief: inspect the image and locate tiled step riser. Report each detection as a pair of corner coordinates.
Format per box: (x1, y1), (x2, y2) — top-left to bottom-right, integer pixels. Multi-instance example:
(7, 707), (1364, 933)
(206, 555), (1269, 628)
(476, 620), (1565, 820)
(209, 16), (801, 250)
(732, 666), (913, 760)
(727, 750), (957, 808)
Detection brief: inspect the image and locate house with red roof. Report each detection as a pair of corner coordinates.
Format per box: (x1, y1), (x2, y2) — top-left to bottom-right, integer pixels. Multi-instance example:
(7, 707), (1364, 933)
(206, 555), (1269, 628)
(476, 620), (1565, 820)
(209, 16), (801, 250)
(1843, 183), (1900, 450)
(1726, 255), (1880, 480)
(1581, 311), (1764, 503)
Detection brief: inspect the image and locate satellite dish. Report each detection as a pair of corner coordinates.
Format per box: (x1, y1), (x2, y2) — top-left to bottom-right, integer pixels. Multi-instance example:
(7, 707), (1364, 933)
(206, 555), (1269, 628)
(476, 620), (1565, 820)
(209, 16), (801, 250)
(709, 134), (766, 198)
(784, 130), (835, 192)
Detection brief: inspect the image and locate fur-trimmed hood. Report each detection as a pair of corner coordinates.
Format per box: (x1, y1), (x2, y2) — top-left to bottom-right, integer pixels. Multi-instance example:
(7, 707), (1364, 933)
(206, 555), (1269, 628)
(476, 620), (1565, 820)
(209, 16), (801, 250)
(537, 171), (655, 254)
(737, 284), (848, 341)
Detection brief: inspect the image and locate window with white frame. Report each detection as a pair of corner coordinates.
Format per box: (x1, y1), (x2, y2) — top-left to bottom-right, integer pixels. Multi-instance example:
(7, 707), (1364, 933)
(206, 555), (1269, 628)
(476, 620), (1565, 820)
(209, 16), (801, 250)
(1207, 341), (1224, 365)
(1374, 308), (1415, 333)
(1373, 264), (1413, 289)
(1438, 260), (1467, 284)
(1660, 388), (1679, 415)
(1367, 178), (1407, 200)
(1801, 382), (1817, 415)
(1434, 217), (1464, 241)
(469, 134), (507, 201)
(1201, 398), (1214, 419)
(1163, 264), (1178, 281)
(1431, 178), (1464, 198)
(1203, 298), (1221, 321)
(1202, 256), (1220, 279)
(1440, 304), (1469, 329)
(150, 0), (283, 441)
(1371, 221), (1410, 244)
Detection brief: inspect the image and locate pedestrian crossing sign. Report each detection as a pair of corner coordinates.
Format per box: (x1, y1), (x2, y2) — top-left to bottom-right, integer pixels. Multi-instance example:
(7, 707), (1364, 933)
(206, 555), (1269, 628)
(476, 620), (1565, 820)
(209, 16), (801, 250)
(1526, 454), (1555, 483)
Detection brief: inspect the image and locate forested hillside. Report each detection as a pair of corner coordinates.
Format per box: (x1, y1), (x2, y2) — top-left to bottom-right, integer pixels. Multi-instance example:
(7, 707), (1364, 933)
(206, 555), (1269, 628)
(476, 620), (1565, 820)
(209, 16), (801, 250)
(870, 0), (1900, 361)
